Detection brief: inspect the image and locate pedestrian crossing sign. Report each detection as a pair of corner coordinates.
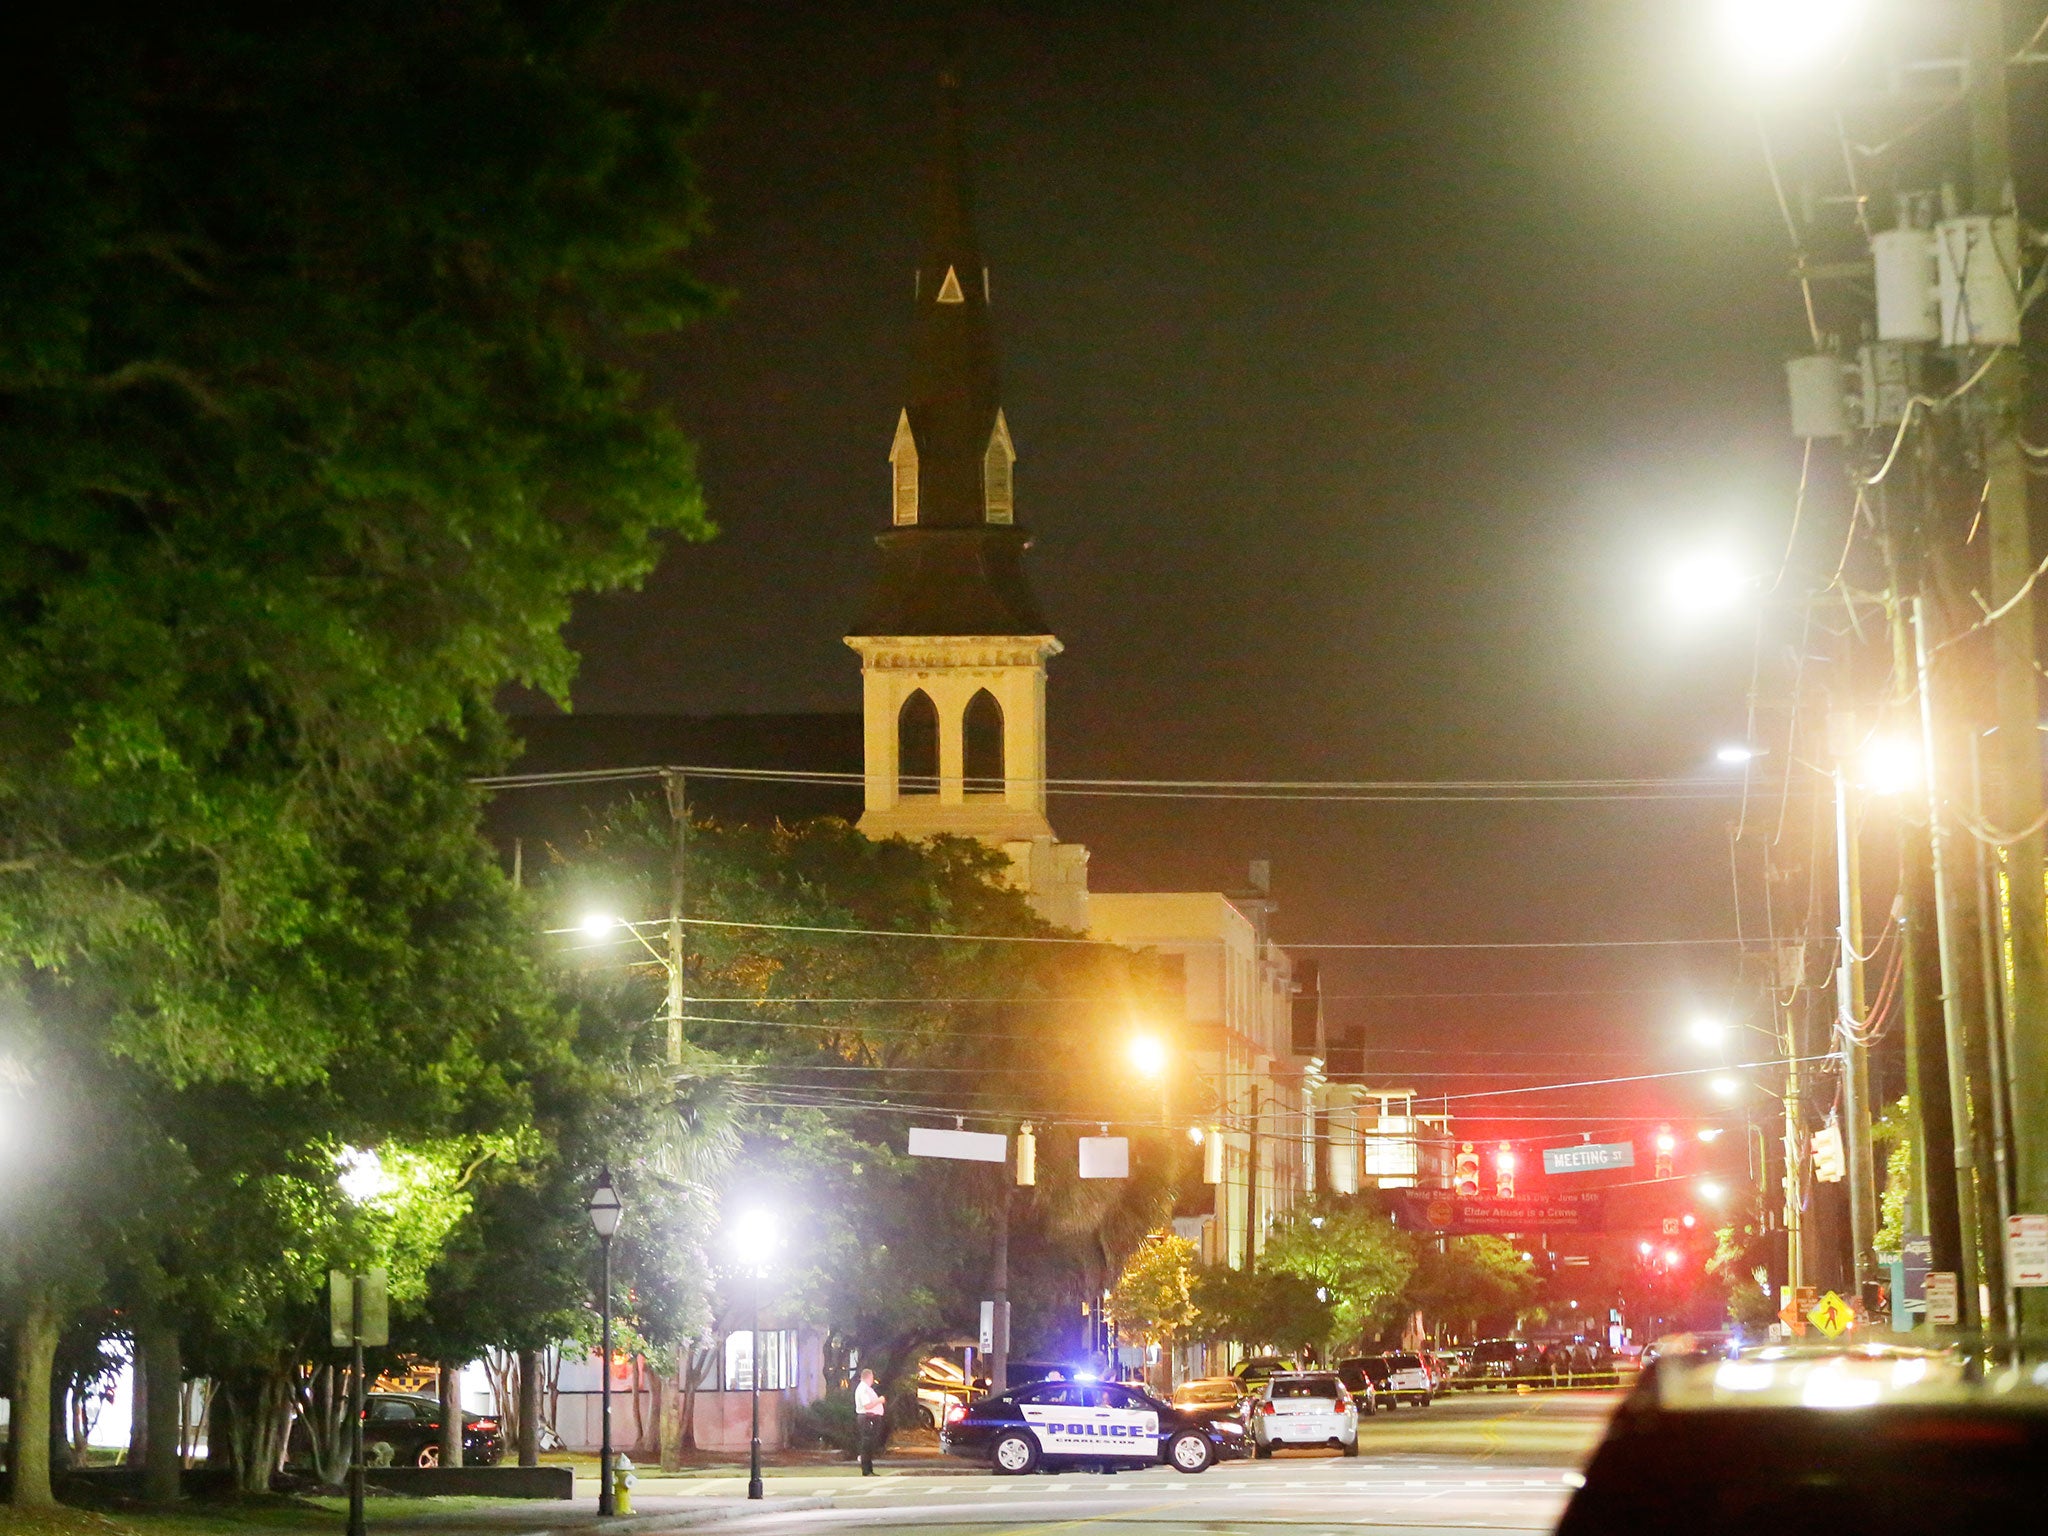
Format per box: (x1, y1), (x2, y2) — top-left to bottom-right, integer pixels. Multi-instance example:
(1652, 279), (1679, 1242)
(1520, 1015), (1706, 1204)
(1808, 1290), (1853, 1337)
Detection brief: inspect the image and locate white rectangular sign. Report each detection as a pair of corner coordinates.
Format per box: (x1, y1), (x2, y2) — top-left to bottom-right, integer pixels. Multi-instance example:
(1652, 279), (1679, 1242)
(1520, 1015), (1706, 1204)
(908, 1126), (1008, 1163)
(978, 1299), (1010, 1353)
(2008, 1214), (2048, 1287)
(1925, 1270), (1960, 1325)
(1078, 1136), (1130, 1179)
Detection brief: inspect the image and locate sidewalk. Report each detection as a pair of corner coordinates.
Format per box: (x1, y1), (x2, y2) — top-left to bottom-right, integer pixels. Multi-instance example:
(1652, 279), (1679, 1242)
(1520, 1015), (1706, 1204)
(364, 1493), (836, 1535)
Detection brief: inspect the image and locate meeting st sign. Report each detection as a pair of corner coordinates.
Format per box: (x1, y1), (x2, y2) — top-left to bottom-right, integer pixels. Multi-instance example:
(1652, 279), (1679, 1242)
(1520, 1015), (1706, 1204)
(1542, 1141), (1635, 1176)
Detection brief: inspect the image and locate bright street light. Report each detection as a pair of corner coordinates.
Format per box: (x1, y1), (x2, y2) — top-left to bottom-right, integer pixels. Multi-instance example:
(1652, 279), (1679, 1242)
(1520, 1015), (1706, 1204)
(1857, 734), (1920, 797)
(730, 1206), (780, 1273)
(579, 912), (618, 939)
(1709, 1075), (1742, 1100)
(1661, 546), (1752, 621)
(1127, 1034), (1168, 1078)
(1688, 1014), (1730, 1049)
(337, 1146), (394, 1204)
(1712, 0), (1864, 77)
(1698, 1127), (1726, 1143)
(1714, 743), (1758, 765)
(1697, 1179), (1727, 1203)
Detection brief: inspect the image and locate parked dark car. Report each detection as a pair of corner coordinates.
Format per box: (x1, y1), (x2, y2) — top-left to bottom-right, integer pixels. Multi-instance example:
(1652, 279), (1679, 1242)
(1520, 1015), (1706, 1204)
(1464, 1338), (1536, 1378)
(359, 1392), (503, 1468)
(1333, 1357), (1383, 1414)
(941, 1376), (1247, 1475)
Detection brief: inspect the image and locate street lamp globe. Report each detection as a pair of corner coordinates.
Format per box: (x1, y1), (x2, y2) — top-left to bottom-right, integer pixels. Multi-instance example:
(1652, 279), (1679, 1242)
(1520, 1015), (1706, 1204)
(731, 1206), (780, 1274)
(1662, 546), (1751, 621)
(1714, 744), (1758, 766)
(1697, 1179), (1727, 1204)
(579, 912), (618, 939)
(1127, 1034), (1168, 1079)
(1688, 1014), (1730, 1049)
(1712, 0), (1864, 77)
(587, 1170), (623, 1238)
(1858, 734), (1920, 797)
(1708, 1076), (1741, 1100)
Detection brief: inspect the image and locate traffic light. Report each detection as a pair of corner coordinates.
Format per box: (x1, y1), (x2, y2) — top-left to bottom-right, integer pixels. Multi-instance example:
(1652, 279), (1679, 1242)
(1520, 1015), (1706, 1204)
(1495, 1143), (1516, 1198)
(1454, 1141), (1480, 1197)
(1654, 1128), (1676, 1180)
(1812, 1120), (1846, 1183)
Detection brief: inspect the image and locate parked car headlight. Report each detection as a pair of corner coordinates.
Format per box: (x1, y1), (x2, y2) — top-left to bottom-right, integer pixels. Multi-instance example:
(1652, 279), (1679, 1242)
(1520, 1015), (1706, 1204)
(1214, 1420), (1243, 1435)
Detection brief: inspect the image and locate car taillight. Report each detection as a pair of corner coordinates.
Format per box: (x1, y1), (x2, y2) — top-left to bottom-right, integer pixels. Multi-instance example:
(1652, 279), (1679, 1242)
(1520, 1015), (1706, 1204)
(1259, 1400), (1275, 1416)
(1334, 1392), (1351, 1412)
(471, 1419), (498, 1432)
(944, 1401), (966, 1425)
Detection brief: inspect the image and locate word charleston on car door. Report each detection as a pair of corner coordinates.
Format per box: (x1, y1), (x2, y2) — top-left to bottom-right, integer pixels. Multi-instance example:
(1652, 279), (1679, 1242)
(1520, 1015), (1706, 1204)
(1020, 1396), (1157, 1454)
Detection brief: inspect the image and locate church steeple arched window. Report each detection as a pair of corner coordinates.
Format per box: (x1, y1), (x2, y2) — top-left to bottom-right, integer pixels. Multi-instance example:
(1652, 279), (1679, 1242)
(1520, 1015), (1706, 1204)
(898, 689), (938, 795)
(890, 409), (919, 526)
(983, 409), (1015, 525)
(964, 689), (1004, 791)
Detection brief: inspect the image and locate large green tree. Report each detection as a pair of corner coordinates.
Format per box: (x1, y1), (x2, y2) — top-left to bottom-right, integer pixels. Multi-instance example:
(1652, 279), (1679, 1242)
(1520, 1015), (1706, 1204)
(1260, 1200), (1415, 1357)
(0, 0), (717, 1502)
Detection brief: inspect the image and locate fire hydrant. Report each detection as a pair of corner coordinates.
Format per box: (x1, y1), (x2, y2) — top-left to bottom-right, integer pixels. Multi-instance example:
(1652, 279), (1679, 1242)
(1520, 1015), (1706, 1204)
(612, 1454), (636, 1516)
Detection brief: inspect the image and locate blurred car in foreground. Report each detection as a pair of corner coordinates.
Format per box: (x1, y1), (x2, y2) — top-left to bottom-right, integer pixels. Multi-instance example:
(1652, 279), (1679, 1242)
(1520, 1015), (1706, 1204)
(942, 1376), (1246, 1474)
(1249, 1371), (1358, 1457)
(915, 1355), (989, 1429)
(1555, 1344), (2044, 1535)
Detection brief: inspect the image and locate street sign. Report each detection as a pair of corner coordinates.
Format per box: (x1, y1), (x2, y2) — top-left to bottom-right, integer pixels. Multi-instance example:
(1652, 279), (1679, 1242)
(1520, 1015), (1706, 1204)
(908, 1127), (1008, 1163)
(1542, 1141), (1636, 1175)
(978, 1299), (1010, 1353)
(1078, 1136), (1129, 1179)
(1662, 1217), (1681, 1235)
(328, 1269), (389, 1348)
(2008, 1214), (2048, 1287)
(1925, 1271), (1960, 1326)
(1808, 1289), (1854, 1338)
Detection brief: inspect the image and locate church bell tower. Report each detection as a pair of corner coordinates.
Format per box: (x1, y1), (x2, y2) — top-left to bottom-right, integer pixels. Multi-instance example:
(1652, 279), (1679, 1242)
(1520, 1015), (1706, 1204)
(846, 74), (1088, 930)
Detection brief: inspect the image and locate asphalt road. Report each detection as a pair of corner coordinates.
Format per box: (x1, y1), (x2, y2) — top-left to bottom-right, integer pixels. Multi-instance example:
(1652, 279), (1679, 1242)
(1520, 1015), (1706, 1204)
(655, 1389), (1620, 1535)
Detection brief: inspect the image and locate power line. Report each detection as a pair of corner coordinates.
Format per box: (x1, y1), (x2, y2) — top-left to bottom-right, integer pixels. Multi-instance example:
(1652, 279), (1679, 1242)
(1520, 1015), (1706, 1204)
(474, 760), (1772, 804)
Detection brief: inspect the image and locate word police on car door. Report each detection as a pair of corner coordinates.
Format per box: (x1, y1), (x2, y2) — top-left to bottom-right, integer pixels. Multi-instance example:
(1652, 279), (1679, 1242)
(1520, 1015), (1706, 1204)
(1019, 1384), (1157, 1454)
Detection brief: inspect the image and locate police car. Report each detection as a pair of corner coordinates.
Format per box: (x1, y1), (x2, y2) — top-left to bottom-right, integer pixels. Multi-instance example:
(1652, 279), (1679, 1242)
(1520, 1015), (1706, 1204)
(940, 1376), (1247, 1475)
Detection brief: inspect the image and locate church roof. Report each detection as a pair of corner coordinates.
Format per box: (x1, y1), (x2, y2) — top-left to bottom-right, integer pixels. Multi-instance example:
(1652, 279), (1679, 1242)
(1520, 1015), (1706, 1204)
(850, 73), (1051, 639)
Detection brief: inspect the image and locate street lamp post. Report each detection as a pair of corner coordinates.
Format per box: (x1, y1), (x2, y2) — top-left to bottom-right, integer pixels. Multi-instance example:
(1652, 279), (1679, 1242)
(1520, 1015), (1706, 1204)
(587, 1171), (623, 1517)
(730, 1209), (779, 1501)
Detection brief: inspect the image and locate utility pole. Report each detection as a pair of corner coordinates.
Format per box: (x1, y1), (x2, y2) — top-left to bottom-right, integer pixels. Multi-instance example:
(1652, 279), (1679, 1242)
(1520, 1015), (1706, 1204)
(1968, 0), (2048, 1334)
(663, 769), (687, 1066)
(1830, 754), (1880, 1293)
(1911, 596), (1980, 1325)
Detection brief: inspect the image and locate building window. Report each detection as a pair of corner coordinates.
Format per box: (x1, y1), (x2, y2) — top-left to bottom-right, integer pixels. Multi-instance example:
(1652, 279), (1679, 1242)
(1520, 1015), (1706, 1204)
(898, 689), (938, 795)
(963, 689), (1004, 790)
(723, 1329), (796, 1392)
(983, 410), (1015, 524)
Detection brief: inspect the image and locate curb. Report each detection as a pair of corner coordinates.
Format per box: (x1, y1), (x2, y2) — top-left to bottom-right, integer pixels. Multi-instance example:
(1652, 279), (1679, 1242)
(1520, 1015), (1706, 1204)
(525, 1497), (834, 1535)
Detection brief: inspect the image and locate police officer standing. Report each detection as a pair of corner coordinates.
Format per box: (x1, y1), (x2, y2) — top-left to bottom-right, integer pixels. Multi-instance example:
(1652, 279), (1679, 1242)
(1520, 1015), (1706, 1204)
(853, 1368), (886, 1476)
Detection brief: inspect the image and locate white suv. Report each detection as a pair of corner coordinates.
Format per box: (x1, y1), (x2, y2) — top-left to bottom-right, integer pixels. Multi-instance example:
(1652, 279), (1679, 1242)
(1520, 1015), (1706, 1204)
(1251, 1372), (1359, 1458)
(1383, 1352), (1433, 1407)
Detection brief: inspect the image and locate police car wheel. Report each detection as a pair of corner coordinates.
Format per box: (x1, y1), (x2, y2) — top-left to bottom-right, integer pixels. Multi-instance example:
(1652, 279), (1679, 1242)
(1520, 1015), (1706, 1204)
(1168, 1432), (1212, 1473)
(992, 1432), (1039, 1476)
(1252, 1441), (1272, 1459)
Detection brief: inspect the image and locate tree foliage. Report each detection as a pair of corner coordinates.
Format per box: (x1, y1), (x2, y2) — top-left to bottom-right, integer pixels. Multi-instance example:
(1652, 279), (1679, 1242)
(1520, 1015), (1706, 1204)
(1259, 1200), (1414, 1355)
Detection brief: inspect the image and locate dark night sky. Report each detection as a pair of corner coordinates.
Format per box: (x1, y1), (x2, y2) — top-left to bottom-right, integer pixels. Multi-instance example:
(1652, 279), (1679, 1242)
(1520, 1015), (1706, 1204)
(531, 1), (1827, 1149)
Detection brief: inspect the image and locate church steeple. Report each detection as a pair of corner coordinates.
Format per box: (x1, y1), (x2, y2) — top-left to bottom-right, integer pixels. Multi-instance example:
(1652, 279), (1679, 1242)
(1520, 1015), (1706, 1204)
(853, 72), (1046, 636)
(846, 73), (1088, 931)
